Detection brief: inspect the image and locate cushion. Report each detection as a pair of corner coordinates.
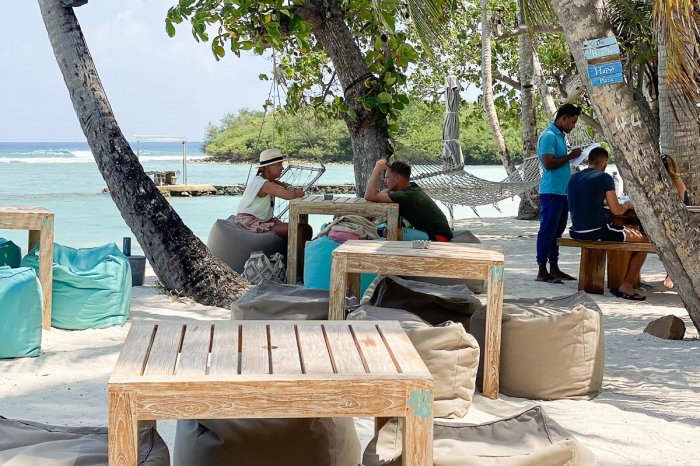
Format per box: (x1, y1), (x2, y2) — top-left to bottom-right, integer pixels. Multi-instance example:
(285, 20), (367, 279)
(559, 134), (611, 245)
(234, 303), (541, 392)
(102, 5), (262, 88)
(304, 236), (377, 294)
(470, 291), (605, 400)
(174, 417), (360, 466)
(362, 406), (596, 466)
(0, 266), (42, 359)
(328, 229), (359, 244)
(231, 280), (358, 320)
(0, 238), (22, 268)
(21, 243), (132, 330)
(361, 275), (482, 331)
(0, 417), (170, 465)
(348, 306), (479, 418)
(207, 216), (286, 273)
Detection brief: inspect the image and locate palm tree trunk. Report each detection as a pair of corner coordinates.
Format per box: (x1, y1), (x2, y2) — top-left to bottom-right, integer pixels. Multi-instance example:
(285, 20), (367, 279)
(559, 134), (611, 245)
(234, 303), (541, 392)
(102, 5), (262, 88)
(551, 0), (700, 332)
(38, 0), (250, 307)
(658, 40), (700, 205)
(533, 49), (558, 121)
(516, 0), (540, 221)
(481, 0), (516, 175)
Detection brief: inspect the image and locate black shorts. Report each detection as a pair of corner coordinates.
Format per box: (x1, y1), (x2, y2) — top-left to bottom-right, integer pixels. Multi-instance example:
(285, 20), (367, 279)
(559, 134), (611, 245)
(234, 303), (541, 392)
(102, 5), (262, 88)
(570, 223), (626, 242)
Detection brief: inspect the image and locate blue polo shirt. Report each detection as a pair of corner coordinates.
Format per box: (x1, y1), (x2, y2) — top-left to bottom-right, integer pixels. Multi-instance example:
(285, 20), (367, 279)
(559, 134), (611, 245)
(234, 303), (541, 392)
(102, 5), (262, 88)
(537, 123), (570, 195)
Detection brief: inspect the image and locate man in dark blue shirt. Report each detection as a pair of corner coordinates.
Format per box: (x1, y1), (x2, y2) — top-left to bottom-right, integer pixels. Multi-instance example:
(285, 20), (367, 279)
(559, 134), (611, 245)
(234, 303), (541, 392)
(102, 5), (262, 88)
(567, 147), (649, 300)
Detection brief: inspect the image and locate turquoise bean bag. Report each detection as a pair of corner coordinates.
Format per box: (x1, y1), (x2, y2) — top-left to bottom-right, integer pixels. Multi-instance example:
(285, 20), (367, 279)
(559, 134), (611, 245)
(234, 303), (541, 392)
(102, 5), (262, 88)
(21, 243), (132, 330)
(304, 236), (378, 296)
(0, 266), (42, 358)
(0, 238), (22, 268)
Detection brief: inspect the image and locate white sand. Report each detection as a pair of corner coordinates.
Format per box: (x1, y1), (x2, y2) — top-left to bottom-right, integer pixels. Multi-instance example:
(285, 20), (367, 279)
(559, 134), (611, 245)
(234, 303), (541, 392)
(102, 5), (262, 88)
(1, 217), (698, 465)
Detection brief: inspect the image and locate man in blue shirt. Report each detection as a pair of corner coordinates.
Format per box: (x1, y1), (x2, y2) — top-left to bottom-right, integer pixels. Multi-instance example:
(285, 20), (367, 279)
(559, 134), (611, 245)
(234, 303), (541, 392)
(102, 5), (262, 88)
(536, 104), (582, 283)
(568, 147), (649, 300)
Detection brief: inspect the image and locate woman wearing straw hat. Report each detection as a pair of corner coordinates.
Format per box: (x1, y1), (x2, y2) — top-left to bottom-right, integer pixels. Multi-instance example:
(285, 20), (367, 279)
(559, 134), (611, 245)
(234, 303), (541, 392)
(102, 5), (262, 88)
(236, 149), (312, 275)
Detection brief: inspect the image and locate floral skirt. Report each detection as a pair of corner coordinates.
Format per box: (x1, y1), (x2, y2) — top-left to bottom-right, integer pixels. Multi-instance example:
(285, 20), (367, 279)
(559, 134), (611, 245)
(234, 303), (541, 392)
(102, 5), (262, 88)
(236, 213), (282, 233)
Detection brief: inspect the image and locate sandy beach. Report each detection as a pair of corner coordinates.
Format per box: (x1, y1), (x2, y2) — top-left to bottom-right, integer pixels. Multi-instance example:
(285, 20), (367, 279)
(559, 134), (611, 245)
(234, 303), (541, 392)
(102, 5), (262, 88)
(1, 217), (698, 466)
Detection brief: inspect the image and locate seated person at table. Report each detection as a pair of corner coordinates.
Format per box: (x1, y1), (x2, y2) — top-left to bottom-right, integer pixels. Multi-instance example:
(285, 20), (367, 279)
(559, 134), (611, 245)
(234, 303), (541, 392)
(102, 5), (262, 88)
(567, 147), (650, 301)
(661, 154), (689, 289)
(364, 159), (453, 241)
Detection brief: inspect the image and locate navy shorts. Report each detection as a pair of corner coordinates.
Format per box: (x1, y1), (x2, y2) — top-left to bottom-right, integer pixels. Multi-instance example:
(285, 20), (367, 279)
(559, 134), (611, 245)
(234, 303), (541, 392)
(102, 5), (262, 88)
(570, 223), (626, 242)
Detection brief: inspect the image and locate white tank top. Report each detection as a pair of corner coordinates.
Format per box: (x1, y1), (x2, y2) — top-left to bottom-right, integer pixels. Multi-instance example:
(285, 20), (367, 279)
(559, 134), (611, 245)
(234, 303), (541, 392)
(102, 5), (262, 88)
(237, 175), (274, 220)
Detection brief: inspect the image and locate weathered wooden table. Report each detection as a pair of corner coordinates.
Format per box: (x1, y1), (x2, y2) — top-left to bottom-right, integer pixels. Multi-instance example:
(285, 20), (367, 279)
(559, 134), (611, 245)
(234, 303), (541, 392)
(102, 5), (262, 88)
(108, 320), (434, 466)
(286, 195), (400, 284)
(0, 206), (54, 330)
(329, 240), (505, 399)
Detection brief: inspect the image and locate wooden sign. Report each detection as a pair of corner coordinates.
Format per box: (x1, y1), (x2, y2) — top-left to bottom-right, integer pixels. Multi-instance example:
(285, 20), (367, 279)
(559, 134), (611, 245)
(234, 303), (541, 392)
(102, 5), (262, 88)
(588, 61), (623, 78)
(591, 74), (624, 87)
(583, 43), (621, 60)
(583, 36), (624, 87)
(582, 36), (618, 49)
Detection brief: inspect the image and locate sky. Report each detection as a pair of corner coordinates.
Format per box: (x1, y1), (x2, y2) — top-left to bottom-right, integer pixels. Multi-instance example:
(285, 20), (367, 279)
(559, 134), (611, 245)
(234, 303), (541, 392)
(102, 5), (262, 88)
(0, 0), (272, 142)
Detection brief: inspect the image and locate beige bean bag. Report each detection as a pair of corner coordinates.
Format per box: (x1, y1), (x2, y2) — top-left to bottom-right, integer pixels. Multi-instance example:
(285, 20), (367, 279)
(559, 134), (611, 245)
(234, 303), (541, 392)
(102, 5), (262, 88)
(0, 417), (169, 465)
(470, 291), (604, 400)
(362, 406), (596, 466)
(231, 280), (358, 320)
(362, 275), (482, 331)
(348, 306), (479, 418)
(207, 216), (286, 273)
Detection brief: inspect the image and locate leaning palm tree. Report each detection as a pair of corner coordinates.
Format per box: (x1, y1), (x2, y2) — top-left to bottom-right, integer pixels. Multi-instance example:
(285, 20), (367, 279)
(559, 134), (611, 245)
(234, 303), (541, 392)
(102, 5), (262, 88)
(38, 0), (250, 307)
(525, 0), (700, 331)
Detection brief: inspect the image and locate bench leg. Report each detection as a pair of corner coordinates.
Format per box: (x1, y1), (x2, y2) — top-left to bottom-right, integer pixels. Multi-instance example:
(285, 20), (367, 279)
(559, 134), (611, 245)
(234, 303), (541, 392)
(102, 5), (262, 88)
(109, 391), (139, 466)
(579, 248), (606, 295)
(403, 402), (433, 466)
(608, 251), (640, 289)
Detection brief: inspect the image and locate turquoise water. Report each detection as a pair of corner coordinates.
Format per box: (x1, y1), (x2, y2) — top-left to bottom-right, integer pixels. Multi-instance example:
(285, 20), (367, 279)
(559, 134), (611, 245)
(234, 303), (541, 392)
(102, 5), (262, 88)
(0, 142), (516, 255)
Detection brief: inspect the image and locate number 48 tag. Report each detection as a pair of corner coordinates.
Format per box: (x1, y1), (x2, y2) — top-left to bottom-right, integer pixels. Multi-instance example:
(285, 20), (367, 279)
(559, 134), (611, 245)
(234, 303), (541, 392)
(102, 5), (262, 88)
(407, 389), (432, 419)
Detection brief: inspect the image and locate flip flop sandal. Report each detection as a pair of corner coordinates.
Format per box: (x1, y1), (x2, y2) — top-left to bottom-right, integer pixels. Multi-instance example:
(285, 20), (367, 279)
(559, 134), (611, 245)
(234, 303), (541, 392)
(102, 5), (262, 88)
(610, 288), (646, 301)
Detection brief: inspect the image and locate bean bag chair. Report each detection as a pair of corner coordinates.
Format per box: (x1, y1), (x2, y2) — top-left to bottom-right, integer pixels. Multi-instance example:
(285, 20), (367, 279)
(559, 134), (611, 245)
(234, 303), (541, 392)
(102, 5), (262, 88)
(21, 243), (132, 330)
(174, 417), (360, 466)
(0, 266), (42, 359)
(362, 406), (596, 466)
(470, 291), (605, 400)
(231, 280), (358, 320)
(348, 306), (479, 418)
(402, 229), (485, 294)
(361, 275), (482, 331)
(0, 238), (21, 268)
(304, 236), (377, 295)
(0, 417), (170, 465)
(207, 216), (286, 273)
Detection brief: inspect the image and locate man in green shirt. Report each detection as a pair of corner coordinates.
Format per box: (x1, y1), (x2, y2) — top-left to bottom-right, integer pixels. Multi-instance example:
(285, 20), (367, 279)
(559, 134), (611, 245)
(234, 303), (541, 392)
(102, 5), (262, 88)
(364, 159), (453, 241)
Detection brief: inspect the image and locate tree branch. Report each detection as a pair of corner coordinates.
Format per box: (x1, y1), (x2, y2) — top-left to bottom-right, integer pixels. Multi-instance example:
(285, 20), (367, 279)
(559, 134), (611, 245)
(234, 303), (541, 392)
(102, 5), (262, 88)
(496, 74), (521, 90)
(495, 25), (563, 42)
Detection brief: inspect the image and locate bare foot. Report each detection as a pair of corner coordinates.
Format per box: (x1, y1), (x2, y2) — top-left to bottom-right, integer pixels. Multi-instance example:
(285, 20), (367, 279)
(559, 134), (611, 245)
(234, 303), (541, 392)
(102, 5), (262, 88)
(663, 276), (674, 289)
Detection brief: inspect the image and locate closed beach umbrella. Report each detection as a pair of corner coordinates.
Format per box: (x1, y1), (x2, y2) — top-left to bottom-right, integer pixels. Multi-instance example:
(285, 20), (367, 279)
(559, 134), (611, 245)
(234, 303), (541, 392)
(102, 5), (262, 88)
(442, 75), (465, 172)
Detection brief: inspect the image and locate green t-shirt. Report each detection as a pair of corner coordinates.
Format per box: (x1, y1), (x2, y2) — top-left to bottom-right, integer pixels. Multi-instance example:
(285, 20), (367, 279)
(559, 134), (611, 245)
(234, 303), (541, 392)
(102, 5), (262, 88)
(389, 183), (453, 240)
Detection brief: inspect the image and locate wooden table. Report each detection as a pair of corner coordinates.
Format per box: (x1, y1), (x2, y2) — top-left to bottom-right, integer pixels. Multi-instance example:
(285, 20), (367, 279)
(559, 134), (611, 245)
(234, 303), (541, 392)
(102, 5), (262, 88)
(0, 206), (54, 330)
(108, 320), (434, 466)
(329, 241), (505, 399)
(286, 195), (400, 284)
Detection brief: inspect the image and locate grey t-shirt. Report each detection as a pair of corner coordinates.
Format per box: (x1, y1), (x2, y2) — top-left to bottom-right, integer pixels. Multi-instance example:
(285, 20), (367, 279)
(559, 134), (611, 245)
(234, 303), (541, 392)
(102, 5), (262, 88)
(567, 168), (615, 232)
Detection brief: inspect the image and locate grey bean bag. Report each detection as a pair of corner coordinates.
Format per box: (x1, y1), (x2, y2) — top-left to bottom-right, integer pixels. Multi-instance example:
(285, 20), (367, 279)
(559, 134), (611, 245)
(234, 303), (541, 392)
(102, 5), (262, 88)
(402, 230), (485, 294)
(0, 417), (169, 465)
(470, 291), (605, 400)
(231, 280), (358, 320)
(348, 306), (479, 418)
(361, 275), (482, 331)
(363, 406), (596, 466)
(175, 417), (360, 466)
(207, 216), (286, 273)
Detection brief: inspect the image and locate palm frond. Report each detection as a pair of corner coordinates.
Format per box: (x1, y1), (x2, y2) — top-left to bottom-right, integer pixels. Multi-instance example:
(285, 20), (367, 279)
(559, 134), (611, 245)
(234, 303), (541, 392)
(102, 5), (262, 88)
(406, 0), (448, 51)
(608, 0), (653, 49)
(522, 0), (560, 29)
(653, 0), (700, 103)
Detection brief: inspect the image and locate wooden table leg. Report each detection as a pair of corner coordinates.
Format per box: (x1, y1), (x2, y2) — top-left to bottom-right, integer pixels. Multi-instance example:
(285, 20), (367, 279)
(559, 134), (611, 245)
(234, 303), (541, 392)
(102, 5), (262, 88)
(375, 417), (391, 435)
(580, 247), (606, 295)
(348, 272), (362, 302)
(403, 387), (433, 466)
(607, 250), (630, 290)
(286, 207), (300, 285)
(329, 255), (347, 320)
(109, 390), (139, 466)
(386, 206), (399, 241)
(483, 265), (504, 399)
(28, 230), (40, 251)
(38, 218), (54, 330)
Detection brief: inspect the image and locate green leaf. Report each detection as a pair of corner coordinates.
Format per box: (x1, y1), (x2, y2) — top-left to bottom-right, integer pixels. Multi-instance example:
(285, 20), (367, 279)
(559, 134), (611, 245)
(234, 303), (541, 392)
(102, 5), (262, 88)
(365, 97), (379, 108)
(165, 20), (176, 37)
(214, 45), (226, 57)
(347, 109), (357, 119)
(381, 11), (395, 33)
(396, 94), (409, 105)
(377, 92), (392, 103)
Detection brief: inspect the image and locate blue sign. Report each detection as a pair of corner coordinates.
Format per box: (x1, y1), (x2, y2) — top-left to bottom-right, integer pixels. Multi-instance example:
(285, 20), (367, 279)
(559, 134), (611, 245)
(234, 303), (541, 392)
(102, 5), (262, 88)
(582, 36), (618, 49)
(588, 61), (623, 78)
(591, 73), (624, 87)
(583, 44), (621, 60)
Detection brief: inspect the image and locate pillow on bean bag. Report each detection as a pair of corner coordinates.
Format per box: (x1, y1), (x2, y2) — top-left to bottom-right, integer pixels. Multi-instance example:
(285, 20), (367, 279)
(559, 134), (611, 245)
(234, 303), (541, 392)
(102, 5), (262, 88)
(0, 266), (42, 359)
(0, 238), (21, 268)
(304, 236), (377, 295)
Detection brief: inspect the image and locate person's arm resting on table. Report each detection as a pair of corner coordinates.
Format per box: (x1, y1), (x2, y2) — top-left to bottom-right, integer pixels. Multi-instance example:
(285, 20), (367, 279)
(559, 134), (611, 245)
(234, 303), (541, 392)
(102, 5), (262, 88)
(364, 159), (393, 203)
(259, 181), (304, 200)
(606, 190), (632, 216)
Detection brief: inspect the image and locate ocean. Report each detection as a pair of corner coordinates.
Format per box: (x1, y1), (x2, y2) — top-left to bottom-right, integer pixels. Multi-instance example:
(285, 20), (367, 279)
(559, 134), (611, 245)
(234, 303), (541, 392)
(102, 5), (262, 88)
(0, 142), (517, 255)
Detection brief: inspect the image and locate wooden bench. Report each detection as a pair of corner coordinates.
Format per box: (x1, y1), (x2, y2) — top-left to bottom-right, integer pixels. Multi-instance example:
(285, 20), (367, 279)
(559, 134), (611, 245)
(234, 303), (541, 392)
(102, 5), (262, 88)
(557, 238), (656, 294)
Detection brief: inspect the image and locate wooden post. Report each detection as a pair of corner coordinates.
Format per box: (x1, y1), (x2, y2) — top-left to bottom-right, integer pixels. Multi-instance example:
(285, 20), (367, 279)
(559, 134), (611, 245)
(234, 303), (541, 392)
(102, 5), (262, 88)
(403, 385), (434, 466)
(39, 217), (54, 330)
(286, 203), (299, 285)
(329, 254), (348, 320)
(482, 265), (504, 399)
(28, 230), (40, 251)
(386, 206), (399, 241)
(108, 390), (139, 466)
(348, 272), (362, 302)
(580, 247), (606, 295)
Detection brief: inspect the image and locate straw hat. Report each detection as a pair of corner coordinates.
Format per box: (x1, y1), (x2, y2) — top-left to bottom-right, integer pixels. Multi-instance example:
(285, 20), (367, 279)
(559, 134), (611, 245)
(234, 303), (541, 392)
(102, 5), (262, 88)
(258, 148), (284, 167)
